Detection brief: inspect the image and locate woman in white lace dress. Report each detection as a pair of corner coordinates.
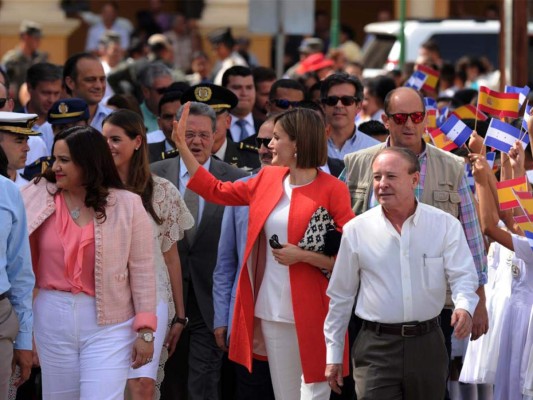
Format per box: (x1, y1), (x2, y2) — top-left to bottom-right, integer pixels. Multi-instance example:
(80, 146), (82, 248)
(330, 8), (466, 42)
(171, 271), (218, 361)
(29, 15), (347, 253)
(102, 110), (193, 399)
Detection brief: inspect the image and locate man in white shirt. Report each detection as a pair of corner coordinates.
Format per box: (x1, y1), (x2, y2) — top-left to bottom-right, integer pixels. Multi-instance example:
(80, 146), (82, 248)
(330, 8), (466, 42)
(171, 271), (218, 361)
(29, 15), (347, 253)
(324, 147), (478, 399)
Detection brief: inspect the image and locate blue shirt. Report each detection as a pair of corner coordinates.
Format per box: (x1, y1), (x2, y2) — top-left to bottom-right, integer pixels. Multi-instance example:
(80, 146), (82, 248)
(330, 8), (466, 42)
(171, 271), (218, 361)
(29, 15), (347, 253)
(213, 175), (252, 338)
(0, 176), (35, 350)
(90, 103), (113, 133)
(327, 128), (379, 160)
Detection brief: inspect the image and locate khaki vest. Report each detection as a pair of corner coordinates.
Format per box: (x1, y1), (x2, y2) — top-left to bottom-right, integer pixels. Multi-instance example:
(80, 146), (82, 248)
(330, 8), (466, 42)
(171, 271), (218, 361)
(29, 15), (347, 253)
(344, 143), (465, 216)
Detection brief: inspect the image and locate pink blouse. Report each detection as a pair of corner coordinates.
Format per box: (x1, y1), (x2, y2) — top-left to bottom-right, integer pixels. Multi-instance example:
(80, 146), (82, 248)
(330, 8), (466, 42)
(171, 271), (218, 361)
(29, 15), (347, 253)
(33, 193), (96, 295)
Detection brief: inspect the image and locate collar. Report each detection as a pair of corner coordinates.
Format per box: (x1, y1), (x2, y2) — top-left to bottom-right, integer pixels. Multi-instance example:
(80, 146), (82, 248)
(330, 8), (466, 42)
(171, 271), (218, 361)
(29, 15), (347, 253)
(180, 157), (211, 179)
(230, 112), (254, 128)
(214, 139), (228, 161)
(385, 137), (428, 158)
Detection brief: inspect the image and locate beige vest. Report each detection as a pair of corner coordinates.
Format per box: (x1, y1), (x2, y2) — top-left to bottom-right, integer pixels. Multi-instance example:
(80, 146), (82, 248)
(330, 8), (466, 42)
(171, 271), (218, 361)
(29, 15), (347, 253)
(344, 143), (465, 216)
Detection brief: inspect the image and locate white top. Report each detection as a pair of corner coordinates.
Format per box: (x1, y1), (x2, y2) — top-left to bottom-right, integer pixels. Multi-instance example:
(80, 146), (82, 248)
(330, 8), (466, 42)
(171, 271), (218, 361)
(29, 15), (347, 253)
(255, 177), (295, 322)
(324, 202), (479, 364)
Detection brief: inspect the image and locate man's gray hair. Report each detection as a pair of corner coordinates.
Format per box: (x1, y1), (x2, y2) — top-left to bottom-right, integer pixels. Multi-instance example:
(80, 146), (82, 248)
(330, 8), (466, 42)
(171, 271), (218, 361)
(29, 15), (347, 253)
(176, 102), (217, 133)
(137, 61), (172, 88)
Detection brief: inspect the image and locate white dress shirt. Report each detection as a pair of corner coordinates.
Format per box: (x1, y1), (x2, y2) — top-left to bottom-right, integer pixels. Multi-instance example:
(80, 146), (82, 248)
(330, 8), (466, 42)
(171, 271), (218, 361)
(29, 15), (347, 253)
(324, 202), (479, 364)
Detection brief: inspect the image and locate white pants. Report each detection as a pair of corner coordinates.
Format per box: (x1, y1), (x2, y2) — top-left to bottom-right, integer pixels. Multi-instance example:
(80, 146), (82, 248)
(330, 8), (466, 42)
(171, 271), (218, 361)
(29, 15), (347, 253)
(127, 300), (168, 380)
(34, 290), (136, 400)
(260, 319), (330, 400)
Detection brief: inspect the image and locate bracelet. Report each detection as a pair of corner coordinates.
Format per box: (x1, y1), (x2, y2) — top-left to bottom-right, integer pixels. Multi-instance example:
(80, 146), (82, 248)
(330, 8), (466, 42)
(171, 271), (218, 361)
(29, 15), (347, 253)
(172, 315), (189, 327)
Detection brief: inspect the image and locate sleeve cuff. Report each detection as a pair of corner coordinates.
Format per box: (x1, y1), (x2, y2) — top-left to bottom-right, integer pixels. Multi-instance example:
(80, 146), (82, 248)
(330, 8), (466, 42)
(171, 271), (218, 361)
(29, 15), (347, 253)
(132, 312), (157, 332)
(326, 344), (344, 365)
(14, 331), (32, 350)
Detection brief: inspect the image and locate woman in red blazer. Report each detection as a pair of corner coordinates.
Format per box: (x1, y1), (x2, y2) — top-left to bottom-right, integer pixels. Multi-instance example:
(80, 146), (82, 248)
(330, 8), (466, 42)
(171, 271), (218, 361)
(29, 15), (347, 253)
(176, 103), (354, 399)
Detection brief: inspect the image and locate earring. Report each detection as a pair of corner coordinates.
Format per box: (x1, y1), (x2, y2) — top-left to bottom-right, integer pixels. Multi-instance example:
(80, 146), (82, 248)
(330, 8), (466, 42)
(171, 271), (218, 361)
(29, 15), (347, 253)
(294, 152), (297, 158)
(135, 147), (139, 151)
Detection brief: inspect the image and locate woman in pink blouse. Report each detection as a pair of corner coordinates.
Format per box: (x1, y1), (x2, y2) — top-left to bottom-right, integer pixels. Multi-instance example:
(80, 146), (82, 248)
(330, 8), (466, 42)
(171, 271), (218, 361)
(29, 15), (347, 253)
(102, 110), (193, 399)
(21, 126), (157, 400)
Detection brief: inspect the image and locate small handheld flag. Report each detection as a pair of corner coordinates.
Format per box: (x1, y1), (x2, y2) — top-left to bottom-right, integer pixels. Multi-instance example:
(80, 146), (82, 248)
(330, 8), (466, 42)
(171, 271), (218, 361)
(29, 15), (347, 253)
(496, 176), (528, 210)
(504, 85), (530, 107)
(484, 118), (528, 154)
(440, 115), (473, 147)
(478, 86), (520, 118)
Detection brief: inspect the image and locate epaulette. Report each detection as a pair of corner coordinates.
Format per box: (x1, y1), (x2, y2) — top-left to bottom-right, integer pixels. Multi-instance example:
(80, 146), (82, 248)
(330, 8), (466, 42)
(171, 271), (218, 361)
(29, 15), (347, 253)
(238, 142), (258, 153)
(23, 156), (54, 180)
(161, 149), (180, 160)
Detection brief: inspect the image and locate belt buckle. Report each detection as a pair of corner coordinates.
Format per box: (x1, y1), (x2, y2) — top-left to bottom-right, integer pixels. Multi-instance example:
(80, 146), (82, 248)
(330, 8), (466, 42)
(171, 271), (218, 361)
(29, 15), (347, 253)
(401, 324), (417, 337)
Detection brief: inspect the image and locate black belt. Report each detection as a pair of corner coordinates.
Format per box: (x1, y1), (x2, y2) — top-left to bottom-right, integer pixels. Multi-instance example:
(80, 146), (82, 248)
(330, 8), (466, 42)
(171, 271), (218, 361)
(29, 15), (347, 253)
(362, 316), (440, 337)
(0, 292), (6, 301)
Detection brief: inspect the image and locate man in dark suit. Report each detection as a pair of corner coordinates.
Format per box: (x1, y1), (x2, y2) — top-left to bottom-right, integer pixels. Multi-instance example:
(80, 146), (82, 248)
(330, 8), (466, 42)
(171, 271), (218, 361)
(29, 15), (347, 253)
(151, 102), (247, 400)
(181, 83), (260, 171)
(222, 66), (262, 148)
(147, 90), (182, 163)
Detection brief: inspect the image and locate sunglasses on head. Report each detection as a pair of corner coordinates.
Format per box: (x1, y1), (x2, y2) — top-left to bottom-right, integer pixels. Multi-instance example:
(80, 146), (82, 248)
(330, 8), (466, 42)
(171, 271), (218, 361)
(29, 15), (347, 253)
(386, 112), (425, 125)
(0, 98), (7, 108)
(256, 137), (271, 148)
(321, 95), (358, 107)
(271, 99), (301, 110)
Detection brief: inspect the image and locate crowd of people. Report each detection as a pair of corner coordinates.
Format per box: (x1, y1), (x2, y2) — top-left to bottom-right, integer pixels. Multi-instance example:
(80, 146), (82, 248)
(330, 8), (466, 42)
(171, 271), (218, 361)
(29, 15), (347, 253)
(0, 3), (532, 400)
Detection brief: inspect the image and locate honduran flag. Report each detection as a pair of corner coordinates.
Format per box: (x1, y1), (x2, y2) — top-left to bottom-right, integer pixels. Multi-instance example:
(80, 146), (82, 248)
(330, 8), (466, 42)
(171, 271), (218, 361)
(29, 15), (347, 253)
(436, 107), (450, 127)
(504, 85), (530, 107)
(523, 103), (532, 132)
(416, 64), (439, 92)
(405, 70), (427, 91)
(451, 104), (488, 121)
(496, 176), (528, 210)
(465, 163), (475, 194)
(524, 230), (533, 252)
(484, 118), (529, 153)
(478, 86), (520, 118)
(440, 115), (472, 147)
(424, 97), (437, 110)
(486, 152), (496, 170)
(429, 128), (457, 152)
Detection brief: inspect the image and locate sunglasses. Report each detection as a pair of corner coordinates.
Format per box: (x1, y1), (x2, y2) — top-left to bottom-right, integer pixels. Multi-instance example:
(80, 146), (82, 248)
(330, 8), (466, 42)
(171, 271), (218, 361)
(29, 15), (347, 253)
(256, 137), (271, 148)
(321, 96), (358, 107)
(387, 112), (425, 125)
(153, 86), (170, 95)
(0, 98), (7, 108)
(270, 99), (301, 109)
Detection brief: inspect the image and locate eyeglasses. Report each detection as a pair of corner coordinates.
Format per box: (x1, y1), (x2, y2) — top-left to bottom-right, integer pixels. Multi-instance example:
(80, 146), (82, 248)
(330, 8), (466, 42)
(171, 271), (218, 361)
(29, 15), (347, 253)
(321, 96), (359, 107)
(256, 137), (271, 148)
(270, 99), (301, 110)
(386, 112), (425, 125)
(185, 132), (212, 141)
(0, 98), (7, 108)
(153, 86), (170, 95)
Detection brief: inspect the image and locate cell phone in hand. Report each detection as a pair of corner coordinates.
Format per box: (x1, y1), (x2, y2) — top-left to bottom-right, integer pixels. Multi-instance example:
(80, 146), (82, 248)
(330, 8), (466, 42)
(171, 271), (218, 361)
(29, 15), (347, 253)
(269, 234), (283, 249)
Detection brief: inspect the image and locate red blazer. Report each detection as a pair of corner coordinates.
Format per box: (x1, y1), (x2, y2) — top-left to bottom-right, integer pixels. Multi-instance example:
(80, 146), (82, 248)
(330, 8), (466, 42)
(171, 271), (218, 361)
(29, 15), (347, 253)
(188, 166), (355, 383)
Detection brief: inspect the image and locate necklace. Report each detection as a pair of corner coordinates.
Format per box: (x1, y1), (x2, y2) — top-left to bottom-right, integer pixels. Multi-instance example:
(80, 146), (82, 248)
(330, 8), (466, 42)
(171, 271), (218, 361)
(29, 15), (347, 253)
(70, 207), (81, 220)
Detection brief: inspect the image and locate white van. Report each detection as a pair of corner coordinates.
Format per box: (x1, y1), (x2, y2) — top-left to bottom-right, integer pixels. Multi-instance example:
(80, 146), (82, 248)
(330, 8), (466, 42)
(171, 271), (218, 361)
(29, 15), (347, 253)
(361, 19), (533, 81)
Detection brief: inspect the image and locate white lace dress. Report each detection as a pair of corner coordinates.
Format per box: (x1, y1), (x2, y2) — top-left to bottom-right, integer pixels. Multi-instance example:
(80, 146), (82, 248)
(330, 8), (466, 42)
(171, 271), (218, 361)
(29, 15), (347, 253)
(151, 176), (194, 399)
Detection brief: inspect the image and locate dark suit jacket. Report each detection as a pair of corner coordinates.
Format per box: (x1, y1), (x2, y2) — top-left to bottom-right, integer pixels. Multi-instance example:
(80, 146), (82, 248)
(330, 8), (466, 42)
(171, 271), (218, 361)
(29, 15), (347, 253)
(150, 156), (247, 330)
(223, 140), (260, 171)
(148, 141), (168, 163)
(327, 157), (345, 178)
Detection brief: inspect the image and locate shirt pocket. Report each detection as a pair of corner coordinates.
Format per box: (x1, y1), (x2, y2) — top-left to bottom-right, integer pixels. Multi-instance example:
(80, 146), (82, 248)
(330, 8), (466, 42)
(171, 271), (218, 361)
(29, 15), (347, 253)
(351, 184), (369, 211)
(422, 256), (446, 290)
(432, 190), (461, 217)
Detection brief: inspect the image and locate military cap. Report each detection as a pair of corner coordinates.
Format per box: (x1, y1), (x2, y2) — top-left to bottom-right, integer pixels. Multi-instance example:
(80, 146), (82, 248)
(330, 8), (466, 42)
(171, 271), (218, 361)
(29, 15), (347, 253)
(0, 112), (39, 135)
(298, 37), (323, 54)
(20, 20), (42, 37)
(47, 98), (90, 125)
(23, 156), (53, 180)
(147, 34), (172, 50)
(208, 28), (235, 47)
(100, 30), (122, 46)
(181, 83), (238, 113)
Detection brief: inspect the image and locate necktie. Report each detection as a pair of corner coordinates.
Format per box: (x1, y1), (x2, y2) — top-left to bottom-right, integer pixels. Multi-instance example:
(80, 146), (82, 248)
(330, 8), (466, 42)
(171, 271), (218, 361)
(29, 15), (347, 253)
(236, 119), (248, 142)
(183, 188), (199, 243)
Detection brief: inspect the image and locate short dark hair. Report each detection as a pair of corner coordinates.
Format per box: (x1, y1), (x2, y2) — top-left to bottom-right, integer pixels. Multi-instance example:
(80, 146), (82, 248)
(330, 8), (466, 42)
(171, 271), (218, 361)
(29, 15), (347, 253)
(320, 72), (363, 102)
(252, 67), (276, 86)
(295, 100), (325, 122)
(383, 87), (425, 115)
(106, 94), (143, 117)
(420, 40), (441, 57)
(137, 61), (173, 89)
(221, 66), (252, 88)
(269, 79), (306, 100)
(39, 126), (123, 221)
(63, 52), (99, 95)
(372, 147), (420, 174)
(274, 108), (327, 168)
(365, 76), (396, 107)
(158, 91), (183, 115)
(358, 120), (388, 137)
(26, 63), (63, 88)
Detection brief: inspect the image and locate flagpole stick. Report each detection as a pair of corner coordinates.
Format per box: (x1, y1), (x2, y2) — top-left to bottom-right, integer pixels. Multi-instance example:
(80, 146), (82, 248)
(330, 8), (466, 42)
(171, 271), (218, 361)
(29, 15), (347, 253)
(474, 95), (480, 132)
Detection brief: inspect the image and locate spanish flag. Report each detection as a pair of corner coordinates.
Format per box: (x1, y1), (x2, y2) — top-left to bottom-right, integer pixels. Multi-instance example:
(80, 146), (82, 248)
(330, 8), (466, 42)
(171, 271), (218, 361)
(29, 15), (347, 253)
(513, 189), (533, 216)
(452, 104), (488, 121)
(478, 86), (520, 118)
(416, 64), (439, 93)
(429, 128), (457, 152)
(426, 109), (437, 130)
(514, 215), (533, 233)
(496, 176), (528, 210)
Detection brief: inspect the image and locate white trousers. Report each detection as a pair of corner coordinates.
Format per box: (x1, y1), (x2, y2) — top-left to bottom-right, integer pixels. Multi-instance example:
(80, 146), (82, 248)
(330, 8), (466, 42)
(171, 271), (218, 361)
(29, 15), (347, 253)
(127, 300), (168, 380)
(260, 319), (330, 400)
(34, 290), (136, 400)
